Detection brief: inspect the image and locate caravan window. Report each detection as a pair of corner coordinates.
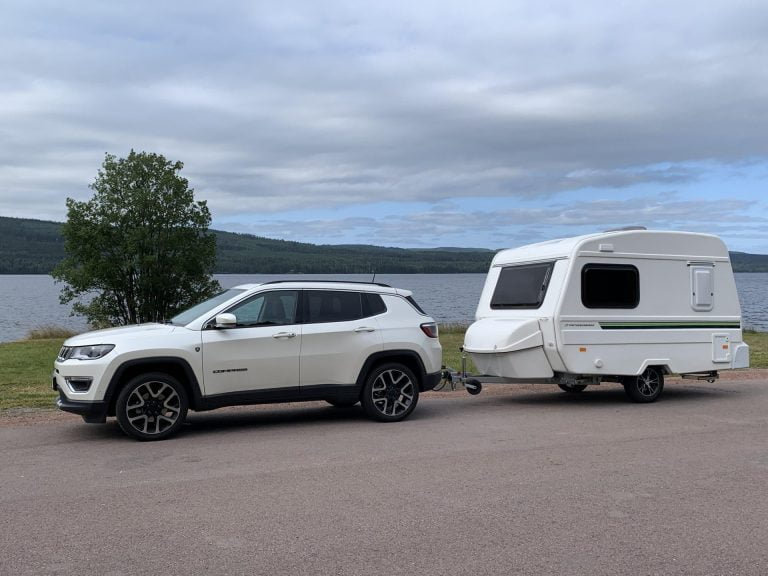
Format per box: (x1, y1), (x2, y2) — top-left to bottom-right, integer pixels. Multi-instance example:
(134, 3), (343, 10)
(581, 264), (639, 309)
(491, 262), (554, 309)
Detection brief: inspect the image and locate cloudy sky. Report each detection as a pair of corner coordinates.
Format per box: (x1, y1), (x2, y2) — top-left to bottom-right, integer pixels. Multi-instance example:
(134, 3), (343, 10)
(1, 0), (767, 252)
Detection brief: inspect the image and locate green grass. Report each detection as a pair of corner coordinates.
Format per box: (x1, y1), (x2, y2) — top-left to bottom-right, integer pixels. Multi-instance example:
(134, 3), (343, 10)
(0, 339), (62, 410)
(438, 324), (477, 374)
(0, 328), (766, 412)
(744, 330), (768, 368)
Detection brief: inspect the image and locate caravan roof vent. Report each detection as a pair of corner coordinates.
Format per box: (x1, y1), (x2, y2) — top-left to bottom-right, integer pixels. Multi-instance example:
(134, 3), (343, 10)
(604, 226), (648, 232)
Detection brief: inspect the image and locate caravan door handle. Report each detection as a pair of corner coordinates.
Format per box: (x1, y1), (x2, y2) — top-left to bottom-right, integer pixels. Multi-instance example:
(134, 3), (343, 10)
(272, 332), (296, 339)
(353, 327), (376, 333)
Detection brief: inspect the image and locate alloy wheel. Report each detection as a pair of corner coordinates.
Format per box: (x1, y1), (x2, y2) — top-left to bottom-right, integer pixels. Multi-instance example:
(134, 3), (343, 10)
(371, 368), (415, 418)
(124, 379), (183, 436)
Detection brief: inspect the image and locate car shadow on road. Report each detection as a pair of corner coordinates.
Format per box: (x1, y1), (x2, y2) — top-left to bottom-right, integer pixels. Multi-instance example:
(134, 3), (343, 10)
(180, 402), (372, 437)
(59, 401), (439, 442)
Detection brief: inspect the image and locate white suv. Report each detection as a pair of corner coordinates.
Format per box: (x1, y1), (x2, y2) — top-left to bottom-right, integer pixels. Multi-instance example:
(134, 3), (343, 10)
(53, 281), (443, 440)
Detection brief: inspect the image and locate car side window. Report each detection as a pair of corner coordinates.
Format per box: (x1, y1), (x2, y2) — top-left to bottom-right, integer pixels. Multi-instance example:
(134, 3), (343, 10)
(362, 293), (387, 316)
(227, 290), (298, 327)
(304, 290), (364, 323)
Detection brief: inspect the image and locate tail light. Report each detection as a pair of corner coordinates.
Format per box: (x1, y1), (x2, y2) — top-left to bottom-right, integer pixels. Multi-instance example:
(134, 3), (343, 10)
(420, 322), (439, 338)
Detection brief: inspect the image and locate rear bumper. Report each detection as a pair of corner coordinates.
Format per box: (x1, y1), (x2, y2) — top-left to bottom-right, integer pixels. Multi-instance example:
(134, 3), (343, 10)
(56, 392), (108, 424)
(421, 370), (442, 392)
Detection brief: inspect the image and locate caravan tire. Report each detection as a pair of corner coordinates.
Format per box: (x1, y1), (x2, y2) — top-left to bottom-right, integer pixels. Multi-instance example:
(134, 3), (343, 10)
(623, 367), (664, 403)
(558, 383), (588, 393)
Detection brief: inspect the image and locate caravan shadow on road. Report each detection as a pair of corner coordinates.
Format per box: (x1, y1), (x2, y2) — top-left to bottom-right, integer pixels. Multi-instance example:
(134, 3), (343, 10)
(485, 380), (744, 407)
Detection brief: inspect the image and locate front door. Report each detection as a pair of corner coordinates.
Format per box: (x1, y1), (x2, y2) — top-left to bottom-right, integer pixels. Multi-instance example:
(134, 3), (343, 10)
(201, 290), (301, 395)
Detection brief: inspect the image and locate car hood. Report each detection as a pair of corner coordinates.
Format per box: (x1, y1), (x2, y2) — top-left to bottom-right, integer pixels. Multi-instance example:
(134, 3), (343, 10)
(63, 323), (177, 345)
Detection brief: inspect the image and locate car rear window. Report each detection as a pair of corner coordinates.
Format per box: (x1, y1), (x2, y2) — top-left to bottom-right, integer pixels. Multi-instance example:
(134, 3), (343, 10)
(405, 295), (427, 315)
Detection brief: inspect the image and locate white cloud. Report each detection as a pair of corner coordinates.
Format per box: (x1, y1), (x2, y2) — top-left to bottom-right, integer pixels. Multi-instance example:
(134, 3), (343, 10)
(0, 0), (767, 249)
(222, 192), (767, 251)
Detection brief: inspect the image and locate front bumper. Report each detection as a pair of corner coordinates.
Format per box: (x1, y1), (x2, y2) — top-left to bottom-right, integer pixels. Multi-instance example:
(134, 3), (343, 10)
(56, 391), (108, 424)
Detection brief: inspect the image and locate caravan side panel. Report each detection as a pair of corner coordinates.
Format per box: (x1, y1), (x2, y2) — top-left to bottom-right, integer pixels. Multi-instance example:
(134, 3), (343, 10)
(554, 235), (747, 377)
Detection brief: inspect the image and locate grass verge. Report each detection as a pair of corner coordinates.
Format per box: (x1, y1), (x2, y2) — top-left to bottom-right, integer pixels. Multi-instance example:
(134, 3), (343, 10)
(0, 339), (63, 410)
(0, 328), (766, 412)
(438, 324), (477, 374)
(744, 330), (768, 368)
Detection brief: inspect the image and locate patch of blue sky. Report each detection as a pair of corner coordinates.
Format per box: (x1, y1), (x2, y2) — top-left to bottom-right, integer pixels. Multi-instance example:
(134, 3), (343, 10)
(212, 161), (768, 252)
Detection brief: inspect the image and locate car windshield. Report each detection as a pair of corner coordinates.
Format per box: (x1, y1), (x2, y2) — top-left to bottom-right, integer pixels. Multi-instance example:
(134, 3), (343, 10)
(169, 289), (246, 326)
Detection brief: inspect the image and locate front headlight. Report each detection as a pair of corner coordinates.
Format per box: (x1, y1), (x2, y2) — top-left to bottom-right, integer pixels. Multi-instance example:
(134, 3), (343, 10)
(59, 344), (115, 361)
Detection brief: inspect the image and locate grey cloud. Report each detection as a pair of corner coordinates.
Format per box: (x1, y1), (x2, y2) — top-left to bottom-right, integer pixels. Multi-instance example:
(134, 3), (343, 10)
(232, 193), (766, 249)
(1, 0), (767, 238)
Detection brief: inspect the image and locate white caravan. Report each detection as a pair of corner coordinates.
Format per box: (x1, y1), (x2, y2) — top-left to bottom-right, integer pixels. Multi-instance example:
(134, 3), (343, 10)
(463, 229), (750, 402)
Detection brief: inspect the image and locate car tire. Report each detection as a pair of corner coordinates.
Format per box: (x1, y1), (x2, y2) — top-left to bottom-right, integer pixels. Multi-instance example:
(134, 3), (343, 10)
(623, 367), (664, 403)
(361, 363), (419, 422)
(116, 372), (188, 441)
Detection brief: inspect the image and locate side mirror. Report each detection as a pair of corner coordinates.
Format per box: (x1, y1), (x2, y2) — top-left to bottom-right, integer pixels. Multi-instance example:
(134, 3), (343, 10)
(214, 313), (237, 328)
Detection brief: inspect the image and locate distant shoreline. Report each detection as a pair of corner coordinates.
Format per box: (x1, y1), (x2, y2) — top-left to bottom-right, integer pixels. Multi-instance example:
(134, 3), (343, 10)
(4, 216), (768, 274)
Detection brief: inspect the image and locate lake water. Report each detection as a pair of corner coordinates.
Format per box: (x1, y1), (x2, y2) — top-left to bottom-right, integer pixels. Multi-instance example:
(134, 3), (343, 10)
(0, 273), (766, 342)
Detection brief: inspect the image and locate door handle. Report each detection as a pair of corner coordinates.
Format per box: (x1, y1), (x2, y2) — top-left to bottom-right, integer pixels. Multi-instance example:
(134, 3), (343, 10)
(353, 327), (376, 333)
(272, 332), (296, 339)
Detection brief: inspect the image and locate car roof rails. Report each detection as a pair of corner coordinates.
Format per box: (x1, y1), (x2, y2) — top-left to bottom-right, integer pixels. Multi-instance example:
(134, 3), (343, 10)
(260, 280), (393, 288)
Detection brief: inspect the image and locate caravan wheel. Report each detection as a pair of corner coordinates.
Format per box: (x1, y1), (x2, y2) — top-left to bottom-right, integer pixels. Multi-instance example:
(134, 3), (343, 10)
(558, 383), (587, 393)
(623, 367), (664, 403)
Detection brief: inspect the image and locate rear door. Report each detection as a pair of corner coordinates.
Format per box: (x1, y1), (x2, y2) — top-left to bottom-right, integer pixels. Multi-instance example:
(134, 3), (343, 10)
(299, 290), (384, 388)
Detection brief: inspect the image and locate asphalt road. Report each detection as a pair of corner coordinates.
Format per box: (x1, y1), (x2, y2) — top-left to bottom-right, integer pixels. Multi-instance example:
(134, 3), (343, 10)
(2, 377), (767, 576)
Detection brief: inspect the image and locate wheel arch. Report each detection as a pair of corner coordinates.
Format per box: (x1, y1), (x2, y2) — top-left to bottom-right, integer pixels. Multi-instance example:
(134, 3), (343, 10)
(106, 357), (203, 416)
(356, 350), (428, 391)
(635, 361), (672, 376)
(623, 364), (666, 403)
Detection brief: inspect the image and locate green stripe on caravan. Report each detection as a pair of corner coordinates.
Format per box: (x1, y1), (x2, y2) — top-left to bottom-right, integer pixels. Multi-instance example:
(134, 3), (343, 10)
(599, 322), (741, 330)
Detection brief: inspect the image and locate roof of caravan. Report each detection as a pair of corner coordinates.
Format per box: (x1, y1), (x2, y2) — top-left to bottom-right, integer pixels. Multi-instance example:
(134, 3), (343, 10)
(491, 229), (729, 266)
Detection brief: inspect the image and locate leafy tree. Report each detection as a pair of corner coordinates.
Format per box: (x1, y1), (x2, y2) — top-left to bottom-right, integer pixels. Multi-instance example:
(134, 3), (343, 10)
(53, 151), (220, 327)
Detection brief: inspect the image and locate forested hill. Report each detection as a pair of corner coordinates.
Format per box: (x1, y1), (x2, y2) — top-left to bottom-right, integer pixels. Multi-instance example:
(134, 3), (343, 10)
(0, 216), (495, 274)
(3, 215), (767, 274)
(729, 252), (768, 273)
